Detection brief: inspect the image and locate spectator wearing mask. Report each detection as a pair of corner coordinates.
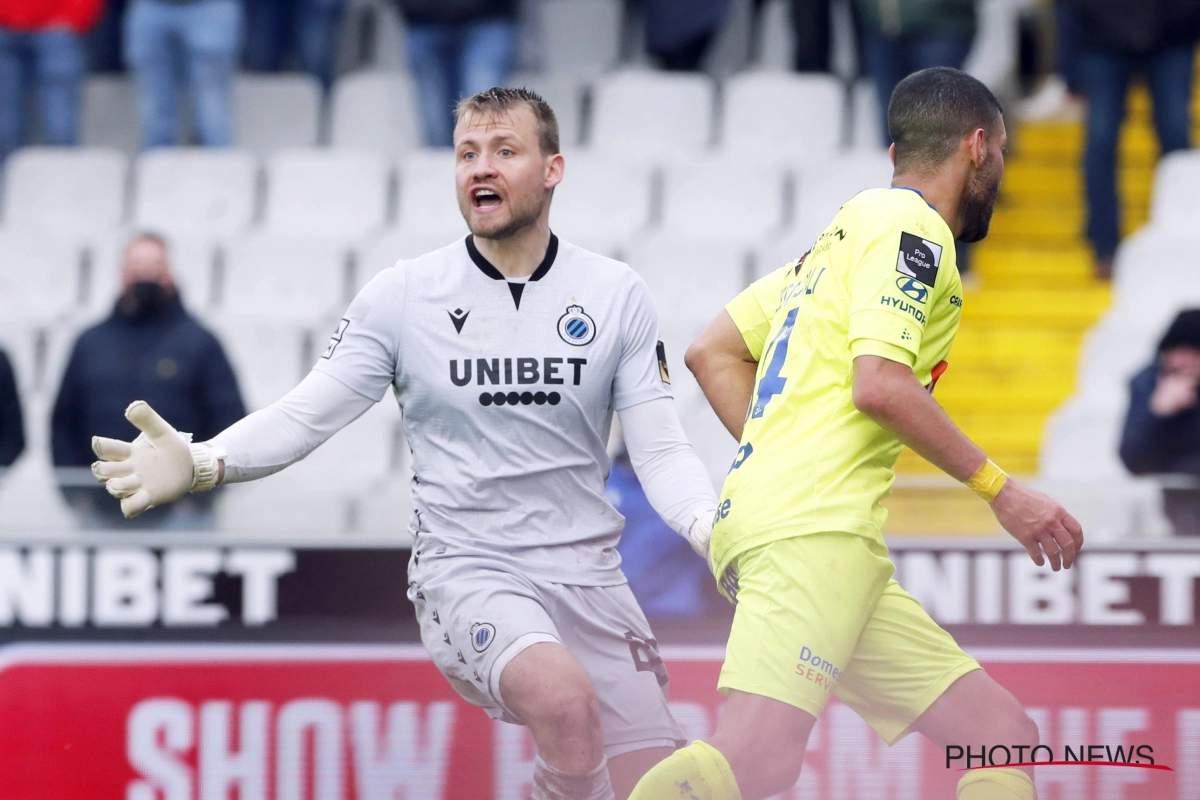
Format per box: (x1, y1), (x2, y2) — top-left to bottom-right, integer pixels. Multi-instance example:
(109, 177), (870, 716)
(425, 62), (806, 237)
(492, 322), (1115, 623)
(393, 0), (518, 148)
(242, 0), (345, 92)
(1120, 310), (1200, 535)
(0, 0), (104, 162)
(51, 233), (244, 528)
(123, 0), (242, 148)
(0, 349), (25, 469)
(643, 0), (732, 71)
(855, 0), (977, 144)
(1073, 0), (1200, 279)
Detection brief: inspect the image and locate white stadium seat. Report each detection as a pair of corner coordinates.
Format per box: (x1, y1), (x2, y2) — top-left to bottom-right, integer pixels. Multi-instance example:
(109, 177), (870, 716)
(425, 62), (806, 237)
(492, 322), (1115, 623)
(1040, 399), (1128, 481)
(507, 72), (587, 149)
(1110, 229), (1200, 325)
(264, 149), (390, 239)
(851, 79), (885, 151)
(0, 232), (84, 324)
(81, 75), (140, 155)
(355, 230), (466, 290)
(790, 151), (893, 248)
(590, 70), (716, 157)
(659, 158), (788, 243)
(538, 0), (621, 76)
(627, 235), (749, 332)
(721, 72), (846, 161)
(551, 153), (653, 253)
(133, 148), (258, 239)
(285, 397), (403, 492)
(1073, 316), (1159, 408)
(330, 70), (421, 155)
(221, 234), (349, 323)
(396, 149), (468, 240)
(215, 318), (315, 410)
(235, 73), (322, 155)
(1150, 150), (1200, 231)
(356, 474), (416, 543)
(216, 475), (349, 536)
(2, 147), (126, 238)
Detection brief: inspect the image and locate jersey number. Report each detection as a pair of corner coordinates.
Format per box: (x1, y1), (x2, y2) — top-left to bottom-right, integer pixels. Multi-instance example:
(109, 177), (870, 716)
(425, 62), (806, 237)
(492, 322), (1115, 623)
(750, 307), (798, 419)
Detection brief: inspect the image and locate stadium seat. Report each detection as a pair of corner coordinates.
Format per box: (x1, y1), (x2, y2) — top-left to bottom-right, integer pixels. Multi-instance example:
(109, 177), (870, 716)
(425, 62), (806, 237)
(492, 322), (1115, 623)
(133, 149), (258, 239)
(396, 149), (468, 240)
(1040, 398), (1128, 480)
(1149, 150), (1200, 231)
(0, 452), (80, 532)
(507, 72), (587, 148)
(1, 148), (127, 238)
(1029, 477), (1171, 541)
(659, 157), (789, 243)
(627, 235), (750, 332)
(0, 232), (84, 324)
(263, 149), (391, 239)
(721, 72), (846, 161)
(234, 73), (323, 155)
(789, 151), (893, 249)
(215, 318), (316, 410)
(551, 153), (653, 253)
(590, 70), (716, 157)
(1073, 315), (1159, 408)
(215, 475), (350, 536)
(221, 234), (350, 324)
(285, 397), (403, 492)
(81, 75), (140, 155)
(850, 79), (885, 151)
(1110, 229), (1200, 324)
(355, 230), (467, 290)
(538, 0), (621, 76)
(356, 473), (416, 543)
(329, 70), (421, 155)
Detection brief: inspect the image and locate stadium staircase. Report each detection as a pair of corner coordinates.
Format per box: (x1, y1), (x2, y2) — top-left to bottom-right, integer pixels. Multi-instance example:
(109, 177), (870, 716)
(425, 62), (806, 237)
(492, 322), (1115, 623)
(883, 86), (1167, 534)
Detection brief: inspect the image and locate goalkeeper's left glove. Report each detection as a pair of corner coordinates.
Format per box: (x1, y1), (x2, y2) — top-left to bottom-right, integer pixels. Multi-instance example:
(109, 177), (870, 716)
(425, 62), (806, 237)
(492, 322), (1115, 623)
(686, 508), (715, 560)
(90, 400), (222, 518)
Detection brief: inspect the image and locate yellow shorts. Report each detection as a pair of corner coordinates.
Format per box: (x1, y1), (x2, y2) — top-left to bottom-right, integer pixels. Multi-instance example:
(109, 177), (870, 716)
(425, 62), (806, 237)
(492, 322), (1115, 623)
(717, 532), (981, 745)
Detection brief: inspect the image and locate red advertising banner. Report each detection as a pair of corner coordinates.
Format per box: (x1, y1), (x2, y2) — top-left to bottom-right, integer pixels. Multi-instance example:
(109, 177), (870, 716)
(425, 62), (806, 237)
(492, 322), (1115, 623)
(0, 644), (1196, 799)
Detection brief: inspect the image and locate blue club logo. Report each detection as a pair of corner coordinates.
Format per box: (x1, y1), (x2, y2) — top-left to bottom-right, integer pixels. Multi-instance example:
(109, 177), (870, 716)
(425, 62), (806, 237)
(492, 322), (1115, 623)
(557, 304), (597, 346)
(895, 276), (929, 304)
(471, 622), (496, 652)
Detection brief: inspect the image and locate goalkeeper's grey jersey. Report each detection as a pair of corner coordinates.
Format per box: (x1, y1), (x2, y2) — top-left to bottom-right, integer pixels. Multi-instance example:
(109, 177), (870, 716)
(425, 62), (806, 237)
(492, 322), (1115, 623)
(312, 235), (672, 585)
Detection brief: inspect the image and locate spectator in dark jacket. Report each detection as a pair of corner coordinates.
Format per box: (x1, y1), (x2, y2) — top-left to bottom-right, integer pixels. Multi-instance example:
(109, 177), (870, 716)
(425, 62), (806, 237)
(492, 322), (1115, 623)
(52, 233), (244, 528)
(242, 0), (345, 92)
(1074, 0), (1200, 279)
(1120, 309), (1200, 535)
(0, 0), (105, 162)
(0, 350), (25, 468)
(643, 0), (732, 71)
(395, 0), (518, 147)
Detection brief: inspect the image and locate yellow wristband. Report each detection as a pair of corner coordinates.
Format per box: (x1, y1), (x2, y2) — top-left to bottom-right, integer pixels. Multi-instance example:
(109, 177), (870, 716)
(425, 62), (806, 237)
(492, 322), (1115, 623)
(965, 459), (1008, 502)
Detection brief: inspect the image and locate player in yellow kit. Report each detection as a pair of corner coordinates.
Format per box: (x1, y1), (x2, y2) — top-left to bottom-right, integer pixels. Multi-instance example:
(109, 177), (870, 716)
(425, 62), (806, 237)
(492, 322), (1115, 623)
(630, 68), (1084, 800)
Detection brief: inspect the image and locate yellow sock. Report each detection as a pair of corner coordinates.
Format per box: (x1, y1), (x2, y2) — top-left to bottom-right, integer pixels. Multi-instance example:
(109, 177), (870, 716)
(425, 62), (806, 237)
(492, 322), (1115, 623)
(958, 768), (1037, 799)
(628, 740), (742, 800)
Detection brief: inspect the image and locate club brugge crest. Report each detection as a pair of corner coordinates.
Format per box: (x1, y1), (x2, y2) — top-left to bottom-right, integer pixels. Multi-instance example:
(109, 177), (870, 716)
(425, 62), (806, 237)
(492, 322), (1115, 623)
(557, 304), (596, 346)
(471, 622), (496, 652)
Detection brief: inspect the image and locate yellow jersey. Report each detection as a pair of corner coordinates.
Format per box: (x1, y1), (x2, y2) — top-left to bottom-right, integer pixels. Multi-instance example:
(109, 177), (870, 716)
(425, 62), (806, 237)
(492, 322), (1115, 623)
(711, 187), (963, 579)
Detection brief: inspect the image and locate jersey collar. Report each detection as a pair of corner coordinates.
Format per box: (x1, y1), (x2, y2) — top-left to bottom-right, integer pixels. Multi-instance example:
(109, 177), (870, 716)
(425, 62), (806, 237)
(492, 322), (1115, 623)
(465, 233), (559, 282)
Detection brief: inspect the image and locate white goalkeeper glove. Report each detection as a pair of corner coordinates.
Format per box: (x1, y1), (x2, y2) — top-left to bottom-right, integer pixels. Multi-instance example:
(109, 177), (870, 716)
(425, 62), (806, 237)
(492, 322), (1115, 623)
(686, 508), (715, 561)
(91, 401), (222, 518)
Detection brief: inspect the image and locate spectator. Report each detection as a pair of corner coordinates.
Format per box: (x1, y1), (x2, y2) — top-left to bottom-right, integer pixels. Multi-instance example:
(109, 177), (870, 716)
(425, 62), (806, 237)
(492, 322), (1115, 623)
(1120, 309), (1200, 535)
(242, 0), (345, 92)
(51, 233), (245, 528)
(643, 0), (732, 71)
(1074, 0), (1200, 279)
(0, 349), (25, 468)
(124, 0), (242, 148)
(86, 0), (126, 71)
(0, 0), (104, 162)
(854, 0), (976, 145)
(752, 0), (833, 72)
(394, 0), (518, 148)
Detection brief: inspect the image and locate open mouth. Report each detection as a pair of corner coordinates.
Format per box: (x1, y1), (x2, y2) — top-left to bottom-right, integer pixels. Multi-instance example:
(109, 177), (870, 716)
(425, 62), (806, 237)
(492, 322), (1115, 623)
(472, 187), (502, 210)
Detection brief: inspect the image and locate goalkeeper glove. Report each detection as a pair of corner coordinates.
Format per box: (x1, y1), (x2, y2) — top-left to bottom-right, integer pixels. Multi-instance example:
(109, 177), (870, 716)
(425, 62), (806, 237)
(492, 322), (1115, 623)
(91, 401), (222, 518)
(686, 508), (715, 560)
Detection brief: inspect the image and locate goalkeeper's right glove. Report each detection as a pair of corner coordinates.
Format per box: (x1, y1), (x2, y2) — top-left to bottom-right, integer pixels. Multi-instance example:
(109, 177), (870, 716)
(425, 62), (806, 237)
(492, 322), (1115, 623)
(91, 400), (222, 518)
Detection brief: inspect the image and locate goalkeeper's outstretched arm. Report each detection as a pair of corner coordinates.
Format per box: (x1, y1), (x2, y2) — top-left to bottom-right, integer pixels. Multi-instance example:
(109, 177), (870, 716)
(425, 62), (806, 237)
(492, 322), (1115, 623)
(91, 370), (374, 518)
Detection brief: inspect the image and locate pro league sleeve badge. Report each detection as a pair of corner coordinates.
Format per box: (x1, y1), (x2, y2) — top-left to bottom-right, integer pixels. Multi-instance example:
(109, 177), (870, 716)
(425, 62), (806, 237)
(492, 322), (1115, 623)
(896, 232), (942, 287)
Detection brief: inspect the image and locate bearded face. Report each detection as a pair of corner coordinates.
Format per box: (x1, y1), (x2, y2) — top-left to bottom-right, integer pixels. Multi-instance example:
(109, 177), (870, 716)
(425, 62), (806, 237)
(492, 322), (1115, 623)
(957, 146), (1003, 244)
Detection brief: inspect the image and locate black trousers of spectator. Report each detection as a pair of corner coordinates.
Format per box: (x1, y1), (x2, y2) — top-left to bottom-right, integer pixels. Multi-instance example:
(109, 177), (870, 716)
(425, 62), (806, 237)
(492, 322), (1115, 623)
(753, 0), (833, 72)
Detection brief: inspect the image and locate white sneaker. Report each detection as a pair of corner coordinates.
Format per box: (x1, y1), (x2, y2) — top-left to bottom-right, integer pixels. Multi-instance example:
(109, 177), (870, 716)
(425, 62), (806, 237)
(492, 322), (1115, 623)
(1019, 75), (1083, 121)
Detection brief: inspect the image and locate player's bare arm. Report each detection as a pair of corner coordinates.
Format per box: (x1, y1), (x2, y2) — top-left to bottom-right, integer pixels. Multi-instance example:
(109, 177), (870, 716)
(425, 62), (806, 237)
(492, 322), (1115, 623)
(685, 310), (759, 441)
(852, 354), (1083, 570)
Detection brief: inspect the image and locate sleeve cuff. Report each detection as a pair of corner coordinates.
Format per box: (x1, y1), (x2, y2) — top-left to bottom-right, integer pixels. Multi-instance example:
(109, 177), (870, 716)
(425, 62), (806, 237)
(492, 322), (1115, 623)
(850, 338), (917, 367)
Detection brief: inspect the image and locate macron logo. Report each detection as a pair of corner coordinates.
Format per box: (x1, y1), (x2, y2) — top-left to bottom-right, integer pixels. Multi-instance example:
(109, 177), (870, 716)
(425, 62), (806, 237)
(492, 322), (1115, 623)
(448, 308), (470, 334)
